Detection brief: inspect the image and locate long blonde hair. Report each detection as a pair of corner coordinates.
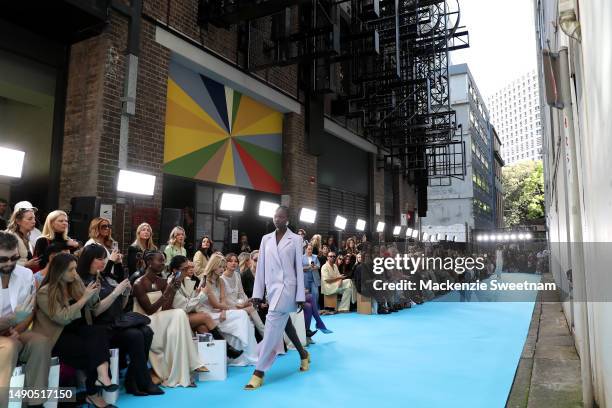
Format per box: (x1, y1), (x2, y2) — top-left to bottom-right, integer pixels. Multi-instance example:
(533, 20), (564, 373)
(167, 226), (185, 248)
(310, 234), (322, 250)
(238, 252), (251, 273)
(42, 210), (69, 240)
(88, 217), (114, 249)
(41, 253), (84, 317)
(7, 209), (35, 241)
(204, 253), (226, 286)
(132, 222), (157, 251)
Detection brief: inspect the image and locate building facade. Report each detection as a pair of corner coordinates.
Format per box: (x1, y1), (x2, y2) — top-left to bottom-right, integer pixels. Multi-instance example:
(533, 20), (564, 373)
(422, 64), (501, 241)
(487, 70), (542, 165)
(535, 0), (612, 406)
(0, 1), (426, 252)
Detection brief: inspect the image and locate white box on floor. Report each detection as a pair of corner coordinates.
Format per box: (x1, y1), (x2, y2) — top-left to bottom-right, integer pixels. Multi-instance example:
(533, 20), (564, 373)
(284, 311), (307, 350)
(102, 348), (119, 404)
(9, 366), (25, 408)
(195, 339), (227, 381)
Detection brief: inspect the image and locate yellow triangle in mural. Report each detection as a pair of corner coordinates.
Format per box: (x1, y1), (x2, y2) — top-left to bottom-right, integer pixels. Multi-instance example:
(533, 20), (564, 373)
(167, 78), (227, 135)
(231, 94), (281, 135)
(166, 99), (229, 137)
(216, 139), (236, 185)
(164, 126), (229, 163)
(232, 111), (283, 137)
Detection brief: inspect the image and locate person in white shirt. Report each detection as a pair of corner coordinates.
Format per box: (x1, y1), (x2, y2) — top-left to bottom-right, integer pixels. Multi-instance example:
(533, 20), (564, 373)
(321, 251), (354, 312)
(0, 231), (51, 407)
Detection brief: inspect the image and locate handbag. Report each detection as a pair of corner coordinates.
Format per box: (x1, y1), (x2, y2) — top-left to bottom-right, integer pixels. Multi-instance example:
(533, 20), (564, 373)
(111, 311), (151, 329)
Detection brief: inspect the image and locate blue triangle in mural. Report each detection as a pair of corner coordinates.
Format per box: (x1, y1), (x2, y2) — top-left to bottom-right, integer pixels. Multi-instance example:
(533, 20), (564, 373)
(200, 75), (230, 132)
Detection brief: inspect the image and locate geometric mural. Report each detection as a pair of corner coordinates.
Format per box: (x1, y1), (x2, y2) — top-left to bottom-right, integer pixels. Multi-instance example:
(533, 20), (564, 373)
(164, 62), (283, 194)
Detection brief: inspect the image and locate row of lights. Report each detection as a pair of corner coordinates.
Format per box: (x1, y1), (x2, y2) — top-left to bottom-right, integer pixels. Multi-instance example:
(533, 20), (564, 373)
(476, 233), (533, 242)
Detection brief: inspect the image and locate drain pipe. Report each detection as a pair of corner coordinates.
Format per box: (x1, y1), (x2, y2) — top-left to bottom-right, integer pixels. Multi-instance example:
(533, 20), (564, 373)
(558, 47), (593, 407)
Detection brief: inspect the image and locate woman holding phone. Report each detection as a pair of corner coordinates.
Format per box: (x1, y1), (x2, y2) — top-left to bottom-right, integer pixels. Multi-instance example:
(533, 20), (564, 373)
(85, 218), (124, 282)
(78, 244), (163, 396)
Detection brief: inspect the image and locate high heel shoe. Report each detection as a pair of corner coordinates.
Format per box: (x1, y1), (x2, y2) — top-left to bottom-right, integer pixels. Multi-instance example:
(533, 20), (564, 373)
(227, 344), (244, 359)
(244, 374), (264, 390)
(86, 395), (117, 408)
(299, 351), (310, 372)
(95, 379), (119, 392)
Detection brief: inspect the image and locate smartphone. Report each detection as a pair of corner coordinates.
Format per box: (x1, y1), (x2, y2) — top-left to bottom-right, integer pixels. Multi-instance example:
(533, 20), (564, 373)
(112, 241), (119, 252)
(174, 270), (182, 280)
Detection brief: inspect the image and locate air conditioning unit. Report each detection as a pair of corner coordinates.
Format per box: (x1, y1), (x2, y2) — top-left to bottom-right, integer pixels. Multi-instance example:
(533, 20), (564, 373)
(558, 0), (581, 41)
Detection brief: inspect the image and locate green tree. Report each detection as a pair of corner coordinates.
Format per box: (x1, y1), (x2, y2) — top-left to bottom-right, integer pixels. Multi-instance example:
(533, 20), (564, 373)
(502, 160), (545, 227)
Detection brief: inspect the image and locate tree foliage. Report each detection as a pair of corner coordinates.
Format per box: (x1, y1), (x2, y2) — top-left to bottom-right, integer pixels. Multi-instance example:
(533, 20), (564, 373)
(502, 160), (545, 227)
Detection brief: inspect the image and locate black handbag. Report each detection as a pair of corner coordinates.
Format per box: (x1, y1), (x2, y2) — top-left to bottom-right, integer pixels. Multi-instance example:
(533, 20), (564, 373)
(112, 311), (151, 329)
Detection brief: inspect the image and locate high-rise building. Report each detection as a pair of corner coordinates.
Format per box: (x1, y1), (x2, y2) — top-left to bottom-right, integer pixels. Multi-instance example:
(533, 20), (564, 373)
(488, 71), (542, 165)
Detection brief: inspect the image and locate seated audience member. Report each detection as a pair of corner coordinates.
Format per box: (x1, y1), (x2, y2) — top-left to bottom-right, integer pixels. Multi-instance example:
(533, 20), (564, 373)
(297, 229), (308, 251)
(33, 243), (71, 289)
(85, 218), (125, 282)
(239, 233), (251, 253)
(302, 244), (321, 312)
(6, 202), (40, 270)
(240, 250), (258, 298)
(33, 210), (80, 270)
(163, 227), (187, 268)
(0, 231), (51, 407)
(193, 236), (213, 279)
(128, 223), (157, 277)
(169, 256), (243, 359)
(222, 253), (265, 338)
(77, 244), (163, 397)
(33, 253), (115, 408)
(310, 234), (322, 256)
(318, 245), (329, 269)
(321, 251), (354, 312)
(132, 250), (206, 387)
(0, 198), (8, 230)
(200, 253), (258, 366)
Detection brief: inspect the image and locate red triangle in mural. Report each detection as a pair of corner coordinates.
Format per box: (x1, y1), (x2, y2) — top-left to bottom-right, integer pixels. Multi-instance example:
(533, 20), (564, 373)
(233, 140), (281, 193)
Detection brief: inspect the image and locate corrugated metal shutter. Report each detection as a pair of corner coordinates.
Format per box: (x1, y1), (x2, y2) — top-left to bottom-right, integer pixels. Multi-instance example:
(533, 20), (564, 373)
(317, 185), (369, 236)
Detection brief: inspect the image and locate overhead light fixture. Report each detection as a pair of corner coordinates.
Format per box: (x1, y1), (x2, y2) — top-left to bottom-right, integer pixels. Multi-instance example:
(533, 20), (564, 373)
(393, 226), (401, 236)
(334, 215), (347, 230)
(476, 235), (483, 241)
(483, 235), (490, 241)
(518, 233), (525, 240)
(299, 208), (317, 224)
(220, 192), (246, 212)
(376, 222), (385, 233)
(0, 147), (25, 178)
(503, 234), (510, 241)
(411, 230), (419, 238)
(510, 234), (517, 240)
(422, 232), (429, 241)
(117, 169), (156, 196)
(355, 219), (366, 231)
(496, 234), (504, 241)
(258, 200), (279, 218)
(437, 233), (444, 241)
(525, 233), (533, 240)
(405, 227), (413, 237)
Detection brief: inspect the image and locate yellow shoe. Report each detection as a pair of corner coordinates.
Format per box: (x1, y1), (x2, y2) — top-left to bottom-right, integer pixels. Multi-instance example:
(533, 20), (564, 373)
(244, 374), (264, 390)
(300, 352), (310, 372)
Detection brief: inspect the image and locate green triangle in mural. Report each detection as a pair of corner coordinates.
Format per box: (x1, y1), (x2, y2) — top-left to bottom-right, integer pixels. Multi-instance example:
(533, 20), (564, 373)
(233, 137), (282, 183)
(231, 91), (242, 130)
(164, 138), (227, 177)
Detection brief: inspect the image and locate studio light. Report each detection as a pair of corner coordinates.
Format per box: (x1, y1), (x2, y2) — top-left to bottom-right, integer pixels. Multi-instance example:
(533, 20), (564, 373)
(356, 219), (366, 231)
(518, 233), (525, 240)
(510, 234), (517, 240)
(483, 235), (490, 241)
(258, 200), (279, 218)
(453, 236), (457, 242)
(376, 222), (385, 233)
(411, 230), (419, 238)
(438, 233), (444, 241)
(219, 192), (246, 212)
(476, 235), (482, 241)
(496, 234), (504, 241)
(117, 170), (156, 196)
(334, 215), (348, 230)
(525, 232), (533, 240)
(299, 208), (317, 224)
(0, 147), (25, 178)
(503, 234), (510, 241)
(393, 226), (401, 236)
(422, 232), (429, 241)
(405, 228), (413, 237)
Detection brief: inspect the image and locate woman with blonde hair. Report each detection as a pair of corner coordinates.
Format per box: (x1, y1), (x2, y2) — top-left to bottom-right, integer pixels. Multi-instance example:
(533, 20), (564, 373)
(193, 236), (213, 279)
(222, 253), (266, 338)
(200, 253), (258, 366)
(164, 226), (186, 267)
(310, 234), (322, 256)
(33, 210), (79, 269)
(84, 217), (124, 282)
(128, 222), (157, 275)
(6, 204), (40, 270)
(33, 253), (116, 407)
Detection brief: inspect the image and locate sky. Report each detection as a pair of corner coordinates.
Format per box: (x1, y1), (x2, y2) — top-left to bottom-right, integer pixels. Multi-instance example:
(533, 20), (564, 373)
(449, 0), (538, 98)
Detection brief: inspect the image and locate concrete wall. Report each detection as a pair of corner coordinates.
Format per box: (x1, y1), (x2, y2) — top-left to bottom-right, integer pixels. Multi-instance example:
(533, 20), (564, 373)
(536, 0), (612, 405)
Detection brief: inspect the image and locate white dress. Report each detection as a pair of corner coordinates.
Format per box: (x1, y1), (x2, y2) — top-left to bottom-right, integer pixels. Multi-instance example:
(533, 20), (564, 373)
(221, 270), (250, 307)
(198, 282), (258, 366)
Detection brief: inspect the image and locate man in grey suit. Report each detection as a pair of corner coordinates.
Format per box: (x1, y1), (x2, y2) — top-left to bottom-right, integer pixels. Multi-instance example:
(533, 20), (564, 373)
(244, 206), (309, 390)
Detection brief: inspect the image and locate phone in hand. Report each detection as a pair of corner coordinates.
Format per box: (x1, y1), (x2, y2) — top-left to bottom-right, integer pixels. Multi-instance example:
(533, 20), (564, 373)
(174, 270), (182, 280)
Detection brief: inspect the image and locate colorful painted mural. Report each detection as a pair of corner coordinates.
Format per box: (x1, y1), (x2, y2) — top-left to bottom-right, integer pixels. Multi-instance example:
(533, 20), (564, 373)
(164, 62), (283, 194)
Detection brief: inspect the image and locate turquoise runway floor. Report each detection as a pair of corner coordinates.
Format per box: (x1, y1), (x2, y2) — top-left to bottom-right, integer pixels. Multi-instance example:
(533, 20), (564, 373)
(118, 273), (539, 408)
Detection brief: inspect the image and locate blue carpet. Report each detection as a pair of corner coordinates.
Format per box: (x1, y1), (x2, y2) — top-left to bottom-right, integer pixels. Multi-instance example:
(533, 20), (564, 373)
(117, 273), (539, 408)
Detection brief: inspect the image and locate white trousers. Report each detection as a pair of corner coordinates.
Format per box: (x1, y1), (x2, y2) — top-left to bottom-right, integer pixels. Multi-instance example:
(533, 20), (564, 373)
(255, 310), (290, 372)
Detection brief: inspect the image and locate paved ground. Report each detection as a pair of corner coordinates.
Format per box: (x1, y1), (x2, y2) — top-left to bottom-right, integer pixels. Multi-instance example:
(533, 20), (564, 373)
(507, 273), (583, 408)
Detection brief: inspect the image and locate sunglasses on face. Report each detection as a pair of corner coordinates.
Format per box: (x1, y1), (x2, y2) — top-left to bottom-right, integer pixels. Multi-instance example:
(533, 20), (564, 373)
(0, 255), (20, 263)
(253, 258), (258, 262)
(100, 224), (112, 230)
